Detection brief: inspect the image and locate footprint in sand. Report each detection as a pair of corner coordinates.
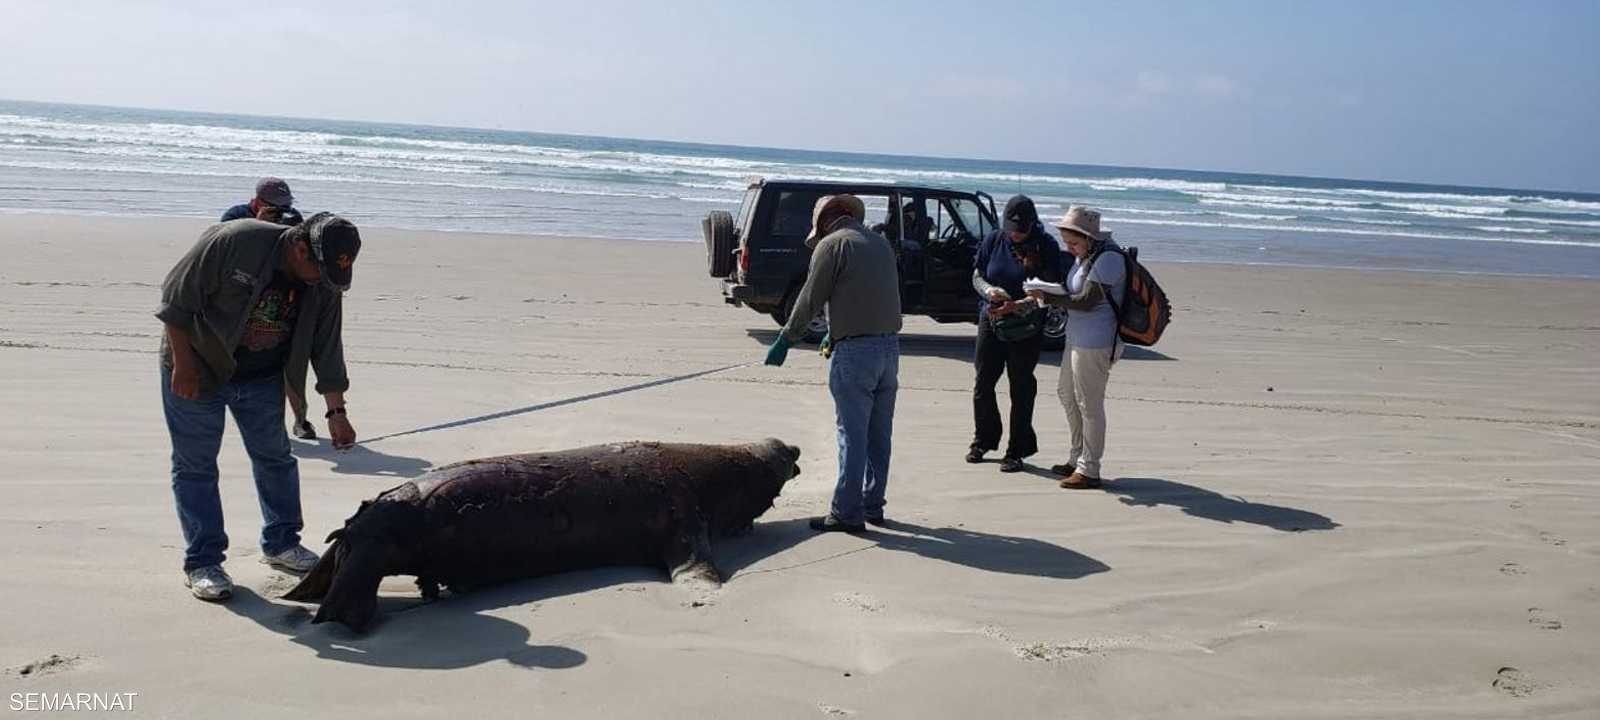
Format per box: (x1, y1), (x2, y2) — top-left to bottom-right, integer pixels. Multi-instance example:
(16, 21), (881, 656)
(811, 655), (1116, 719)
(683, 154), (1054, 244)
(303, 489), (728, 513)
(1500, 562), (1528, 576)
(831, 592), (884, 613)
(1538, 532), (1567, 548)
(1508, 500), (1525, 510)
(981, 624), (1114, 661)
(817, 704), (855, 716)
(253, 576), (314, 628)
(979, 624), (1012, 642)
(1527, 608), (1563, 631)
(259, 573), (303, 597)
(7, 654), (82, 678)
(1493, 666), (1539, 698)
(1014, 642), (1095, 662)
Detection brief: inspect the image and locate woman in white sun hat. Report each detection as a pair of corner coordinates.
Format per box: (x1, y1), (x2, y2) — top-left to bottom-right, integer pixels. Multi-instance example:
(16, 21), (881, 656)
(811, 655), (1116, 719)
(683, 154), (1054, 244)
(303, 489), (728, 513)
(1027, 206), (1126, 489)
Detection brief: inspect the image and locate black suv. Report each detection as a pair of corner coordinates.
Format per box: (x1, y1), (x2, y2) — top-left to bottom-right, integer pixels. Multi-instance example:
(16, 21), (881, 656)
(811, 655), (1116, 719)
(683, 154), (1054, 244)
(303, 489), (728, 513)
(705, 178), (1067, 349)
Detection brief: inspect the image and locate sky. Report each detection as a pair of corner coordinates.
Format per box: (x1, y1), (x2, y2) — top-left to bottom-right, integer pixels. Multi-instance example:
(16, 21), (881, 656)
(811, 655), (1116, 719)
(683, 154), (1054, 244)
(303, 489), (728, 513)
(2, 0), (1597, 192)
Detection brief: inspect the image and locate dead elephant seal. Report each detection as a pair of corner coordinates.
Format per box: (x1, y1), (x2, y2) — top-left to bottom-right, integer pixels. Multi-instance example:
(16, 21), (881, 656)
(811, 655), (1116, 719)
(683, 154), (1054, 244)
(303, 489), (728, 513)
(283, 439), (800, 631)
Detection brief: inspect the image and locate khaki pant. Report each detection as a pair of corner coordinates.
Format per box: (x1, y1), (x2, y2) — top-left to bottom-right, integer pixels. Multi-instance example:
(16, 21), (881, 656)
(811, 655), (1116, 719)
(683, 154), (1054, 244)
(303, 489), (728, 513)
(1056, 344), (1119, 478)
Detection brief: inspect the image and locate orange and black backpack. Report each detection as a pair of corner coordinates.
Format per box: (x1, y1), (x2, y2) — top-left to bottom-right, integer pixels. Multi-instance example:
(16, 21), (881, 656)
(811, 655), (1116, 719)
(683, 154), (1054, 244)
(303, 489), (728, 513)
(1093, 245), (1172, 348)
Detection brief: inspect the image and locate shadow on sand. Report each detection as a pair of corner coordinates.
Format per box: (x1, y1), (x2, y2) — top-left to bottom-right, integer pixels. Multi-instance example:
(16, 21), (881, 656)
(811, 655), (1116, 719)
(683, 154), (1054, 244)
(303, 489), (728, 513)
(1105, 477), (1340, 532)
(745, 328), (1175, 363)
(721, 518), (1110, 581)
(226, 515), (1108, 667)
(227, 580), (599, 671)
(745, 328), (980, 362)
(293, 440), (433, 479)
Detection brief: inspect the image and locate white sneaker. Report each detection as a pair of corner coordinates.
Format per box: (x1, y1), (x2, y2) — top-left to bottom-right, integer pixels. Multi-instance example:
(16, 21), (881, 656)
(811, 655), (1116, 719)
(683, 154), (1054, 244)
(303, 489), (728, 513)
(260, 545), (319, 574)
(185, 565), (234, 602)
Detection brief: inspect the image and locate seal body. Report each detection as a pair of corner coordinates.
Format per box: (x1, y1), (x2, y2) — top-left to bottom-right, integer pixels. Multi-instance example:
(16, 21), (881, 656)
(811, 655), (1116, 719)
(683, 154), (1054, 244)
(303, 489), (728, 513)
(283, 439), (801, 631)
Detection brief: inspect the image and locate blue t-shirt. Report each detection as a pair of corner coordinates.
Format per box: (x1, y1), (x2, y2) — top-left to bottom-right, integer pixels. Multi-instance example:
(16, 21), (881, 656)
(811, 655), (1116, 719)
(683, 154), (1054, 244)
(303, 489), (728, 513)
(974, 225), (1064, 315)
(1066, 246), (1127, 349)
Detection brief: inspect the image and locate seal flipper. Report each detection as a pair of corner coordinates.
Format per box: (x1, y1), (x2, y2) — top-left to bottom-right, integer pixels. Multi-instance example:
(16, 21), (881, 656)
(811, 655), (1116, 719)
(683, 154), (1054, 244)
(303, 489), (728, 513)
(665, 521), (722, 589)
(310, 539), (389, 632)
(282, 530), (344, 602)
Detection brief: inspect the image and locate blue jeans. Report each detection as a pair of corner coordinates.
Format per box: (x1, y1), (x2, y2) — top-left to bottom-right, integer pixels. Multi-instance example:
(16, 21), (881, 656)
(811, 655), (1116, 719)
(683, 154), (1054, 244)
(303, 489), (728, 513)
(160, 369), (303, 571)
(827, 334), (899, 524)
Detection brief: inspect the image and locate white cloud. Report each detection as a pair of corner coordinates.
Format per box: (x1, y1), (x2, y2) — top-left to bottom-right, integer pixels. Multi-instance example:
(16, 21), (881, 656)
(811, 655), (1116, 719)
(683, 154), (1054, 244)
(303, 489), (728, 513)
(1194, 73), (1244, 100)
(1119, 70), (1247, 108)
(1135, 71), (1174, 97)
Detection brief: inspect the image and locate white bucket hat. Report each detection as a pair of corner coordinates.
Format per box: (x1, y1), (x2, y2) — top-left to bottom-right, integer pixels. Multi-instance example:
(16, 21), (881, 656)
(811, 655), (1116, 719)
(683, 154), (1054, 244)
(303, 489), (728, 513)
(805, 194), (866, 246)
(1053, 206), (1104, 242)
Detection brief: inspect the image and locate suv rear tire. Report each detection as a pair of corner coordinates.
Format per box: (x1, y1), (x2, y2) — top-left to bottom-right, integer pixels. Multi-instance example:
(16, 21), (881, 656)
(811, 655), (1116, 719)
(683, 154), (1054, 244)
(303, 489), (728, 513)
(773, 287), (829, 344)
(703, 210), (736, 278)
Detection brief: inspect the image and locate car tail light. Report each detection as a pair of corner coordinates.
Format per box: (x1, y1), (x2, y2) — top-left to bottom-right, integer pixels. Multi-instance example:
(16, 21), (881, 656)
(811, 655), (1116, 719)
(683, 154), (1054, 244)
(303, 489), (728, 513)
(738, 244), (750, 278)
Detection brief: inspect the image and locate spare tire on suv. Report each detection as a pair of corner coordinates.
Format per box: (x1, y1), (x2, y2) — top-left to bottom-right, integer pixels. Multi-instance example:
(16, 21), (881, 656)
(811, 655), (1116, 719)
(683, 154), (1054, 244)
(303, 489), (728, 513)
(703, 210), (736, 278)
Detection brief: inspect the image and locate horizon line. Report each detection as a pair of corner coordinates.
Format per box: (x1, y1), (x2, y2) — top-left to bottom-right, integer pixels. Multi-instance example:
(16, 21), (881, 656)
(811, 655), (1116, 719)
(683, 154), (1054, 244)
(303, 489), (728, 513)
(3, 96), (1597, 199)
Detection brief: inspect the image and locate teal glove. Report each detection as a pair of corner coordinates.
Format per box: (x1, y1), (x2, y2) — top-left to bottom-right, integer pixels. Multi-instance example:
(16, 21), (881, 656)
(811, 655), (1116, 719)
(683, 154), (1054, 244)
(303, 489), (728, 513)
(765, 335), (793, 366)
(819, 333), (833, 359)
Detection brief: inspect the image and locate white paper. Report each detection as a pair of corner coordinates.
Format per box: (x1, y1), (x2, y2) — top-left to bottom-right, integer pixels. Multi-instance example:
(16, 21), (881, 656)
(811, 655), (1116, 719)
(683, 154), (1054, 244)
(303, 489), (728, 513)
(1022, 278), (1066, 296)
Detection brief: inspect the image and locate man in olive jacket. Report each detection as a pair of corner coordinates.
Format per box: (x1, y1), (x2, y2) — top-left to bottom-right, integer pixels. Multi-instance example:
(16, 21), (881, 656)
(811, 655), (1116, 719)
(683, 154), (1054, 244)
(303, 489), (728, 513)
(156, 212), (361, 601)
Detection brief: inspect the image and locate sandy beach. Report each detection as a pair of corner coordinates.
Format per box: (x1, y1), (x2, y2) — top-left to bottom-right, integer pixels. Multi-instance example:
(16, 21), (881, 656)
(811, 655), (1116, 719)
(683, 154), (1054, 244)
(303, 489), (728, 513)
(2, 213), (1597, 718)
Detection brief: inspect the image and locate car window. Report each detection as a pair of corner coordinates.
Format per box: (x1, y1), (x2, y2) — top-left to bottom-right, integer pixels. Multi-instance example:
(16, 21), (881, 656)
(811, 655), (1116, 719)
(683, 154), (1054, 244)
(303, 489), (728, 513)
(734, 188), (758, 234)
(899, 195), (935, 245)
(768, 190), (826, 243)
(947, 197), (988, 240)
(925, 197), (980, 243)
(925, 198), (949, 239)
(869, 194), (906, 243)
(770, 190), (901, 245)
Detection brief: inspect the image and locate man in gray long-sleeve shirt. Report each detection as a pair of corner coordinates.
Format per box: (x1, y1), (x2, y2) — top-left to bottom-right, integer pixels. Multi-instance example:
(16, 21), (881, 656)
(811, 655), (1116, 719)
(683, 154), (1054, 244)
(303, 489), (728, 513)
(765, 194), (902, 533)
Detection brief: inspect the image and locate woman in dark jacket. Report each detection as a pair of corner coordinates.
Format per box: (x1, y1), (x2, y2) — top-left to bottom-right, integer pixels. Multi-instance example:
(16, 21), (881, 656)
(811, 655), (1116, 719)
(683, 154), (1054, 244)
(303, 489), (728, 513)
(968, 195), (1064, 472)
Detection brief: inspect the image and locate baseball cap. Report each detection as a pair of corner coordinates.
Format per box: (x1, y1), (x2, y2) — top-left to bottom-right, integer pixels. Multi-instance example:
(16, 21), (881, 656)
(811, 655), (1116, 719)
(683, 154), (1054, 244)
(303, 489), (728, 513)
(1002, 194), (1039, 233)
(302, 212), (361, 292)
(254, 177), (294, 208)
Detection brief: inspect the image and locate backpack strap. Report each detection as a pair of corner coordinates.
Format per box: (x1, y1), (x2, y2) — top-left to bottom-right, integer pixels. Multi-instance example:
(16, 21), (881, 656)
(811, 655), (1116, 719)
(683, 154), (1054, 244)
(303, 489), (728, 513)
(1090, 245), (1132, 362)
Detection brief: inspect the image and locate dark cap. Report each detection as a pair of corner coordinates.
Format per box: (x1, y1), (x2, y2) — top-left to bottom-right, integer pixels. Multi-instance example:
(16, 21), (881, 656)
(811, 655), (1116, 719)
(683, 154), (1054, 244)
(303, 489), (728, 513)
(1002, 195), (1039, 234)
(254, 177), (294, 208)
(302, 212), (360, 292)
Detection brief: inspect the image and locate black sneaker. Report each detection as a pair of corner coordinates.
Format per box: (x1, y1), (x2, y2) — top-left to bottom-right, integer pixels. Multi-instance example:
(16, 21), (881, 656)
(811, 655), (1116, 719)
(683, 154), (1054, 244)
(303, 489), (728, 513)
(292, 419), (317, 440)
(999, 456), (1026, 473)
(865, 514), (887, 527)
(809, 515), (866, 533)
(965, 448), (987, 464)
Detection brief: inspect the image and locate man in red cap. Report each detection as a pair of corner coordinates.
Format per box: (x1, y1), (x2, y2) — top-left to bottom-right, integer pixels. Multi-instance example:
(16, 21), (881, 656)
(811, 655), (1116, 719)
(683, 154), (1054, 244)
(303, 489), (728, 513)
(221, 177), (301, 224)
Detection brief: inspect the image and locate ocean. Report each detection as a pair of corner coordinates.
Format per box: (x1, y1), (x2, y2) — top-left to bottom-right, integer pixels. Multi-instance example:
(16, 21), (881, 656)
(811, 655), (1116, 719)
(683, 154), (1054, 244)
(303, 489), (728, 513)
(3, 99), (1599, 279)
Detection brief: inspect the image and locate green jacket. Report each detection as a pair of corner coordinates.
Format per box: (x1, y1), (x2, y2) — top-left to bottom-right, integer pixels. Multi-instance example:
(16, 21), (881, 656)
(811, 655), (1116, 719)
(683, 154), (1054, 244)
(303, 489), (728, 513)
(156, 219), (349, 397)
